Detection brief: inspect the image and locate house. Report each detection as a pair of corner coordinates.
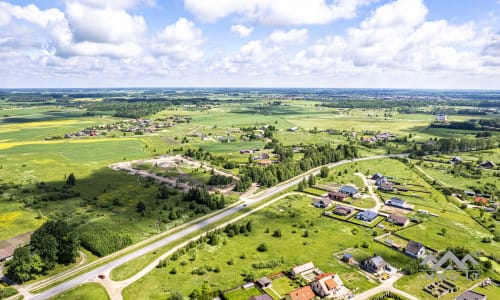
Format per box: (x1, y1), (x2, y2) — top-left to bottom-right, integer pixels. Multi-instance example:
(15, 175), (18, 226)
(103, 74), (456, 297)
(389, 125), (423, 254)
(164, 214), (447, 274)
(362, 256), (390, 274)
(385, 197), (414, 210)
(249, 295), (273, 300)
(375, 176), (388, 186)
(372, 173), (383, 180)
(256, 277), (272, 288)
(242, 282), (255, 289)
(342, 253), (354, 263)
(334, 206), (352, 216)
(454, 290), (487, 300)
(379, 182), (394, 192)
(329, 191), (349, 201)
(474, 196), (489, 205)
(288, 127), (299, 132)
(286, 286), (315, 300)
(313, 197), (332, 208)
(356, 210), (378, 222)
(310, 273), (348, 299)
(0, 245), (15, 262)
(291, 262), (315, 277)
(387, 214), (409, 226)
(435, 113), (447, 122)
(404, 240), (426, 258)
(464, 190), (476, 196)
(480, 161), (495, 169)
(240, 150), (252, 154)
(339, 186), (359, 197)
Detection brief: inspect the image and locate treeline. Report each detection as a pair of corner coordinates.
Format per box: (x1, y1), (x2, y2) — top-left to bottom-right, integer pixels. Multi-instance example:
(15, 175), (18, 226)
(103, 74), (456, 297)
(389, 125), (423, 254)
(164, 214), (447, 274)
(318, 99), (434, 109)
(413, 136), (498, 155)
(237, 144), (358, 190)
(78, 223), (132, 257)
(431, 118), (499, 131)
(86, 101), (170, 118)
(183, 188), (225, 210)
(6, 220), (79, 283)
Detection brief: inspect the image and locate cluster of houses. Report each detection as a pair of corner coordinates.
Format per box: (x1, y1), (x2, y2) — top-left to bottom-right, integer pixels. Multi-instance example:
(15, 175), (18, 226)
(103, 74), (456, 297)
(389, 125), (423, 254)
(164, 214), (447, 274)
(62, 118), (169, 139)
(242, 262), (352, 300)
(449, 156), (496, 170)
(361, 132), (397, 144)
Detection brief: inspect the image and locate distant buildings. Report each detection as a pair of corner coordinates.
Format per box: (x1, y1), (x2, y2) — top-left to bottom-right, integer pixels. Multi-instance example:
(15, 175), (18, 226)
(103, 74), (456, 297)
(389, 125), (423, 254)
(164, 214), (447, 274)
(435, 113), (447, 122)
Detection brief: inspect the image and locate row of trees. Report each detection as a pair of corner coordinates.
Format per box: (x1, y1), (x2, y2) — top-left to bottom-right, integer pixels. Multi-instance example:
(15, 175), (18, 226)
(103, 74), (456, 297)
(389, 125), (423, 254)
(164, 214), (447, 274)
(237, 143), (358, 189)
(413, 136), (498, 155)
(207, 175), (233, 186)
(6, 220), (79, 282)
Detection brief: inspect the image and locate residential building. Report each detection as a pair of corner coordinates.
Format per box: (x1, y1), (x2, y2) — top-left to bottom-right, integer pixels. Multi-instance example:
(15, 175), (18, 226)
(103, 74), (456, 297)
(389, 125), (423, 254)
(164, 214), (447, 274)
(387, 214), (409, 226)
(454, 290), (487, 300)
(339, 186), (359, 197)
(329, 191), (349, 201)
(334, 206), (352, 216)
(313, 197), (333, 208)
(310, 273), (349, 299)
(342, 253), (354, 263)
(291, 262), (315, 277)
(362, 256), (390, 274)
(286, 286), (315, 300)
(404, 240), (426, 258)
(435, 113), (448, 122)
(356, 210), (378, 222)
(379, 182), (394, 192)
(385, 197), (414, 210)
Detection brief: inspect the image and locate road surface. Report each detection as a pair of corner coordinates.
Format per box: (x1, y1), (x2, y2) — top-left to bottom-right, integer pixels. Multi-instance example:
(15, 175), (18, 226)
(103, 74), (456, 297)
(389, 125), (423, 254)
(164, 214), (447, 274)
(26, 154), (407, 300)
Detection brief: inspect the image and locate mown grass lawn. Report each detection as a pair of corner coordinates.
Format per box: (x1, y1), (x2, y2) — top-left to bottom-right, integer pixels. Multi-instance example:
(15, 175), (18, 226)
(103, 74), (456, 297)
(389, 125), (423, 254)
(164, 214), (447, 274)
(122, 194), (409, 299)
(50, 283), (109, 300)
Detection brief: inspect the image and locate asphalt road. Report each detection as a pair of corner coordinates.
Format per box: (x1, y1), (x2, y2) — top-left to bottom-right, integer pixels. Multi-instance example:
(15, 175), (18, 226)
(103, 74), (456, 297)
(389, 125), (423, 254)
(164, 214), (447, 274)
(29, 153), (407, 300)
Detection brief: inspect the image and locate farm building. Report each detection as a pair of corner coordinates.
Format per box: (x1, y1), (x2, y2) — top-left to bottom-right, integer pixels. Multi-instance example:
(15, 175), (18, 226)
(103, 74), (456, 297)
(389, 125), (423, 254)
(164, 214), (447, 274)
(342, 253), (354, 263)
(404, 240), (426, 258)
(355, 210), (378, 222)
(435, 113), (447, 122)
(480, 160), (495, 169)
(386, 197), (414, 210)
(379, 182), (394, 192)
(387, 214), (409, 226)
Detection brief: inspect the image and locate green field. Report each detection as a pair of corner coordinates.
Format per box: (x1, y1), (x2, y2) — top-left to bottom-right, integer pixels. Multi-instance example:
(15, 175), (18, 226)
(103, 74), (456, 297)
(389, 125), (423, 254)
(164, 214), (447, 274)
(122, 194), (409, 299)
(50, 283), (109, 300)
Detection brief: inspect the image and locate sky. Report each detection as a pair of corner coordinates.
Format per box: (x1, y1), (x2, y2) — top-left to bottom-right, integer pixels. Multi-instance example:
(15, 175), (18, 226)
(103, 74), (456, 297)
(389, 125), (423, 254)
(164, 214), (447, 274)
(0, 0), (499, 89)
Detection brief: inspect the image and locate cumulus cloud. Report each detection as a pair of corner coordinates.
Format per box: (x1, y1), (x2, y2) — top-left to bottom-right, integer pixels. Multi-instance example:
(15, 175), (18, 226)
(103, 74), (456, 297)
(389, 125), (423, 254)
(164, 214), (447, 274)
(152, 17), (205, 61)
(66, 2), (146, 44)
(268, 28), (308, 44)
(291, 0), (485, 73)
(184, 0), (374, 25)
(230, 24), (253, 37)
(0, 1), (146, 58)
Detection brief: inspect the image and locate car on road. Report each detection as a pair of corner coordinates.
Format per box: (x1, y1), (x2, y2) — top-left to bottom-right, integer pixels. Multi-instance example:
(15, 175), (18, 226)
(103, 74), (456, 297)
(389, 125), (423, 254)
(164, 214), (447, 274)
(98, 274), (105, 279)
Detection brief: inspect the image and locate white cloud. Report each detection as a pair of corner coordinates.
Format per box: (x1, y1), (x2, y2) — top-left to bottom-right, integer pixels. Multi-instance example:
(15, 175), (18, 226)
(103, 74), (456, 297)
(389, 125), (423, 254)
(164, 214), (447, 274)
(73, 0), (155, 9)
(66, 2), (146, 44)
(230, 24), (253, 37)
(0, 7), (11, 26)
(184, 0), (374, 25)
(152, 17), (205, 61)
(268, 28), (308, 44)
